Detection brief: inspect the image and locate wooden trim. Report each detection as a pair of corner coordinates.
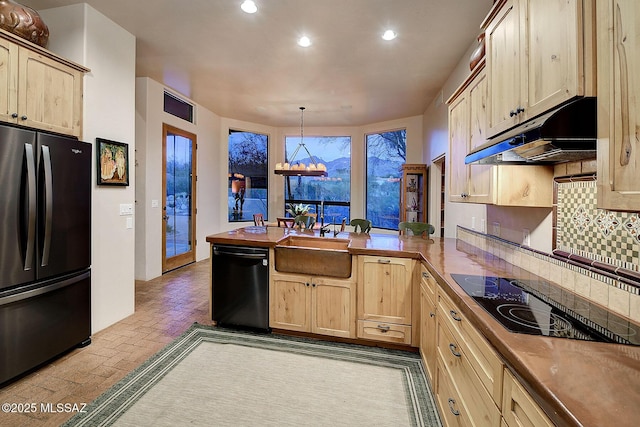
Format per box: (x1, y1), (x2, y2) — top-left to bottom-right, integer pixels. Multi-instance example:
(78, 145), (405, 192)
(446, 58), (485, 105)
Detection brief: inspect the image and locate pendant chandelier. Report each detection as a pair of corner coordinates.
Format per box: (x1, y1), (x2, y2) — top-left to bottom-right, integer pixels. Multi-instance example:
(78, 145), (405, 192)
(274, 107), (328, 177)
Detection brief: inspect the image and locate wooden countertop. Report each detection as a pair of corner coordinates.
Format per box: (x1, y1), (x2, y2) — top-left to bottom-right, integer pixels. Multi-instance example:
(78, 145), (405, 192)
(206, 227), (640, 427)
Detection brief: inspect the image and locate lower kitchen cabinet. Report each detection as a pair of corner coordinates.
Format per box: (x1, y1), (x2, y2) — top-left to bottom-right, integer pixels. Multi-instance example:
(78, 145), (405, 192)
(270, 271), (356, 338)
(420, 263), (438, 381)
(502, 369), (554, 427)
(357, 255), (415, 345)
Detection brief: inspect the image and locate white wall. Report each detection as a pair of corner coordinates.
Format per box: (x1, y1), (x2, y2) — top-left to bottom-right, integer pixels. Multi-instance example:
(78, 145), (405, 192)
(40, 4), (137, 332)
(135, 78), (223, 280)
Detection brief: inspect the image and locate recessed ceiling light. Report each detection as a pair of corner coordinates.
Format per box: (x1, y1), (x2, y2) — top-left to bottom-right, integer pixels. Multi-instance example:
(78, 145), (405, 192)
(298, 36), (312, 47)
(241, 1), (257, 14)
(382, 30), (397, 41)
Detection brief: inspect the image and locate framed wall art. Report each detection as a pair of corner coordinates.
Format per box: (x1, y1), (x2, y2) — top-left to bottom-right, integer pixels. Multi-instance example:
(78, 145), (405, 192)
(97, 138), (129, 186)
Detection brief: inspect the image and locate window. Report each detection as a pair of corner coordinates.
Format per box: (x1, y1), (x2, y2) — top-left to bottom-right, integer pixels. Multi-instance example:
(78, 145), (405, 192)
(163, 91), (194, 123)
(366, 129), (406, 229)
(284, 136), (351, 223)
(228, 130), (268, 222)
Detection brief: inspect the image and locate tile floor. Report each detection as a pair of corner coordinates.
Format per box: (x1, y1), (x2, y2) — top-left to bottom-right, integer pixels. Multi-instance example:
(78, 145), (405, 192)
(0, 260), (212, 427)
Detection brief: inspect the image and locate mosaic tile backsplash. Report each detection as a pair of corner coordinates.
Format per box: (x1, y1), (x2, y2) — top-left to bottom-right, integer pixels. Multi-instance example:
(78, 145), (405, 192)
(554, 178), (640, 272)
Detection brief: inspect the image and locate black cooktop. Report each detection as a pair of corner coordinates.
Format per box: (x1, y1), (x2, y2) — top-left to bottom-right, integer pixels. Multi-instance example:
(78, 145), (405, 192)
(451, 274), (639, 345)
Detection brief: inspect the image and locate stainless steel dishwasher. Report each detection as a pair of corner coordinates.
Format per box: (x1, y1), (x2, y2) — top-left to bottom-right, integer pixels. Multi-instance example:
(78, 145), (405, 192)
(212, 244), (270, 331)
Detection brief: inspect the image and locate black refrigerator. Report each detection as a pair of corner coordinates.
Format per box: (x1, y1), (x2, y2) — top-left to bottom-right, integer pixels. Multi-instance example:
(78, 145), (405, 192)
(0, 123), (92, 385)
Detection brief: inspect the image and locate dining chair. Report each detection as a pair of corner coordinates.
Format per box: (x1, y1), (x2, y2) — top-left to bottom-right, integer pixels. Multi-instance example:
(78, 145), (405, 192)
(350, 219), (372, 233)
(398, 221), (435, 238)
(277, 217), (295, 228)
(253, 213), (265, 226)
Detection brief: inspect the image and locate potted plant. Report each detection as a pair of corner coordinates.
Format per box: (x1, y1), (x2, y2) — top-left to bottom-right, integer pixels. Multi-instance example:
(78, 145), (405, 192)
(286, 203), (310, 217)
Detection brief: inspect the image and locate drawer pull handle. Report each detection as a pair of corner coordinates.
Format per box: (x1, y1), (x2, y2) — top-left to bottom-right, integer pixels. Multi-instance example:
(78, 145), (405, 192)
(377, 259), (391, 264)
(448, 398), (460, 416)
(449, 310), (462, 321)
(449, 343), (461, 358)
(422, 272), (429, 278)
(377, 324), (390, 333)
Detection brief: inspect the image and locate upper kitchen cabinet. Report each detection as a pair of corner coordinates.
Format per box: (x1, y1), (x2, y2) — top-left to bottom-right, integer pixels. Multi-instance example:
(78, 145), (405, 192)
(448, 62), (493, 203)
(448, 62), (553, 207)
(0, 29), (88, 138)
(485, 0), (596, 138)
(597, 0), (640, 211)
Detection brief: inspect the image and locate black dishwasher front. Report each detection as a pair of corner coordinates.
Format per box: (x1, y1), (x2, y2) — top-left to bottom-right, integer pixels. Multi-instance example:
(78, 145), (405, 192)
(212, 245), (270, 332)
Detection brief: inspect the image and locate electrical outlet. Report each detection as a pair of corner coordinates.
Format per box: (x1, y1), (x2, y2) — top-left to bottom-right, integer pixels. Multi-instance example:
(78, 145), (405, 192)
(523, 229), (530, 246)
(492, 222), (500, 237)
(472, 217), (476, 230)
(480, 219), (486, 233)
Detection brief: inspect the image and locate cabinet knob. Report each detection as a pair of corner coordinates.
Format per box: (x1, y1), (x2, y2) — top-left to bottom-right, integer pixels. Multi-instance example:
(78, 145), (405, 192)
(20, 115), (27, 121)
(305, 282), (310, 287)
(429, 312), (435, 318)
(422, 272), (429, 279)
(11, 112), (18, 118)
(509, 109), (517, 117)
(516, 106), (525, 114)
(311, 283), (316, 287)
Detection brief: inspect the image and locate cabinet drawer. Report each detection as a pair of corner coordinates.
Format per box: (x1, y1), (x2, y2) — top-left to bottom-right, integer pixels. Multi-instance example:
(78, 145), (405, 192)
(502, 369), (553, 427)
(437, 321), (500, 427)
(420, 263), (437, 304)
(436, 358), (470, 427)
(439, 290), (503, 406)
(357, 320), (412, 345)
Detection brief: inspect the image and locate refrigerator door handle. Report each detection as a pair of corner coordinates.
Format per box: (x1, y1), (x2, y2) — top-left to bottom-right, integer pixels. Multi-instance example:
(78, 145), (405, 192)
(24, 143), (37, 271)
(0, 270), (91, 307)
(41, 145), (53, 267)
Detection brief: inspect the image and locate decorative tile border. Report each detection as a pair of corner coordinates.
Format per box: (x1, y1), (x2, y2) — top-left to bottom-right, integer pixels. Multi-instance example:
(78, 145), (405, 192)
(553, 176), (640, 271)
(456, 226), (640, 322)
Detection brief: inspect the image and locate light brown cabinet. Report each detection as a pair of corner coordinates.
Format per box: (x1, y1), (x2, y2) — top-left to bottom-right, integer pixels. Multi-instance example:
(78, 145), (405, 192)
(448, 64), (493, 204)
(596, 0), (640, 211)
(357, 255), (414, 345)
(448, 63), (554, 207)
(400, 164), (427, 223)
(502, 369), (554, 427)
(0, 29), (87, 138)
(270, 271), (356, 339)
(485, 0), (595, 138)
(434, 285), (505, 427)
(419, 263), (437, 382)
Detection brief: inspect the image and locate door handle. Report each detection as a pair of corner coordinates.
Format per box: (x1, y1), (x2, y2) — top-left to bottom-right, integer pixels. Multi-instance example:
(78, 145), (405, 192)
(41, 145), (53, 267)
(24, 143), (36, 271)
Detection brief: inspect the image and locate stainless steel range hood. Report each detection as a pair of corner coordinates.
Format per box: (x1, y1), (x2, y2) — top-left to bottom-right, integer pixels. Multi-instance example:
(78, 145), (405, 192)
(465, 97), (596, 165)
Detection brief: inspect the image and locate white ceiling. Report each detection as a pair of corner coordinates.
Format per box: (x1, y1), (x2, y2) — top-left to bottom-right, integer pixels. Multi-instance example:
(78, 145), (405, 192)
(23, 0), (492, 127)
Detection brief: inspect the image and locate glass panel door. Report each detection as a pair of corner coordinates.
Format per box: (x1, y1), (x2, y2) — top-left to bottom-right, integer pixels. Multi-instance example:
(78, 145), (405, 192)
(162, 124), (196, 272)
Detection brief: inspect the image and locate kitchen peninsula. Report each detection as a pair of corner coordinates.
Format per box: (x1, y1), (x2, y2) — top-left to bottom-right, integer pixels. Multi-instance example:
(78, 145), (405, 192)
(206, 227), (640, 427)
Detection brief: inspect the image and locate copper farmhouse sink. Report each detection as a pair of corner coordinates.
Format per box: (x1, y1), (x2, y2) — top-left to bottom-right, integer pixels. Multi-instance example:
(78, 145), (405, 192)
(274, 236), (352, 278)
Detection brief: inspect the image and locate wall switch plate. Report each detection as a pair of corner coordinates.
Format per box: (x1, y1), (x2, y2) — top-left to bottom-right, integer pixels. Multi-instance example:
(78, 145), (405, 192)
(471, 217), (476, 230)
(126, 217), (133, 229)
(119, 203), (133, 216)
(480, 219), (486, 233)
(523, 229), (530, 246)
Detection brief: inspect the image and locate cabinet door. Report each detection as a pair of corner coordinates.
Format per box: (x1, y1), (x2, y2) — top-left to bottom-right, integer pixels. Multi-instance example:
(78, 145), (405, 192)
(0, 37), (18, 123)
(502, 369), (554, 427)
(18, 49), (83, 137)
(523, 0), (583, 119)
(467, 70), (494, 203)
(270, 273), (311, 332)
(358, 256), (413, 325)
(420, 276), (437, 381)
(311, 276), (355, 338)
(449, 90), (470, 202)
(487, 0), (521, 136)
(597, 0), (640, 210)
